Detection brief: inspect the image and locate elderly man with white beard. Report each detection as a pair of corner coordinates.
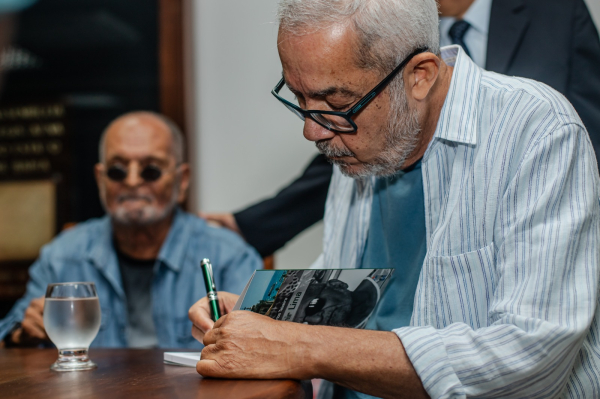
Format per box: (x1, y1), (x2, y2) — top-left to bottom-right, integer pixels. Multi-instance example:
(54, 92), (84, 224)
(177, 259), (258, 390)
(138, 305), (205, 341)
(188, 0), (600, 398)
(0, 111), (261, 349)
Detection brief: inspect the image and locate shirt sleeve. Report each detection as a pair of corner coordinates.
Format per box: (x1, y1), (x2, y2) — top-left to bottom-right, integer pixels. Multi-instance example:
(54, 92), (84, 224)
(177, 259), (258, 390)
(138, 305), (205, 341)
(395, 123), (600, 398)
(0, 246), (57, 341)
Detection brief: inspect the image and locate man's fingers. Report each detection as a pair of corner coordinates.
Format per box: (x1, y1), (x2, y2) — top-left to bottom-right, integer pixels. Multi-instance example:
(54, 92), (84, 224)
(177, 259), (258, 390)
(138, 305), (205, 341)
(212, 313), (227, 329)
(196, 359), (225, 378)
(21, 318), (47, 340)
(203, 326), (220, 346)
(191, 325), (206, 343)
(22, 298), (49, 340)
(199, 212), (241, 235)
(29, 297), (45, 312)
(24, 305), (45, 330)
(189, 302), (215, 335)
(217, 292), (241, 315)
(197, 345), (226, 377)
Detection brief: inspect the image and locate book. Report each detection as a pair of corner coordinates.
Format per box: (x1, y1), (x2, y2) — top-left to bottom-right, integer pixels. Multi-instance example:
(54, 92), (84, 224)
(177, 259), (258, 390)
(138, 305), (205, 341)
(234, 268), (394, 328)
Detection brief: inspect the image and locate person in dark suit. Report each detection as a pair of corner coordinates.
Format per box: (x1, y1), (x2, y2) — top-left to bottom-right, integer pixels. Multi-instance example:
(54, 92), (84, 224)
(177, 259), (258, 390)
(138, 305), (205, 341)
(204, 0), (600, 258)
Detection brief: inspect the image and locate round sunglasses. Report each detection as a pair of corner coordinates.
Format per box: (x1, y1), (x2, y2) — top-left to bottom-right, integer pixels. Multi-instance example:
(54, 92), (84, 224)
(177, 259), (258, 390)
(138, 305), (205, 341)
(106, 165), (163, 183)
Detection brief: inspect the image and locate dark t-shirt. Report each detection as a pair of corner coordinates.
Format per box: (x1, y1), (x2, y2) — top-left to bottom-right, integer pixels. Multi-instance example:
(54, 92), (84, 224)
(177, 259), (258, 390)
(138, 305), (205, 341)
(116, 248), (159, 348)
(338, 160), (427, 399)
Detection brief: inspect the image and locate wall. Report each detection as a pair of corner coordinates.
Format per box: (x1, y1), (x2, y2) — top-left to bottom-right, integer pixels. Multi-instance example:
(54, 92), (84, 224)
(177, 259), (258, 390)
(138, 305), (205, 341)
(188, 0), (323, 269)
(187, 0), (600, 270)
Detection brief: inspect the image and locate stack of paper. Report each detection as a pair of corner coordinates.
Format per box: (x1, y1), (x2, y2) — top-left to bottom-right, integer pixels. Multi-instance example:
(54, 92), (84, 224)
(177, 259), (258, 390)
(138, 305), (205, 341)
(163, 352), (201, 367)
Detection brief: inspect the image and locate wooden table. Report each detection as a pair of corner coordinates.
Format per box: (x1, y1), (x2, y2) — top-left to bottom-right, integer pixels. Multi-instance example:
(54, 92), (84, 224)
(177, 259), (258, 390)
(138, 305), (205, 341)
(0, 348), (312, 399)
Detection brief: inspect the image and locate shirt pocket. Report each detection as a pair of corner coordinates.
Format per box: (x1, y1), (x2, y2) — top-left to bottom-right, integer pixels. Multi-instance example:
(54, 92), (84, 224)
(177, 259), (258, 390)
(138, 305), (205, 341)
(426, 243), (495, 329)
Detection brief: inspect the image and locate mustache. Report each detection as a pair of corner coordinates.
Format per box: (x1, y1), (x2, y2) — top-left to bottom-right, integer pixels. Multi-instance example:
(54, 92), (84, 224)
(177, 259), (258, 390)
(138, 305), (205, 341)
(116, 194), (154, 203)
(315, 140), (355, 158)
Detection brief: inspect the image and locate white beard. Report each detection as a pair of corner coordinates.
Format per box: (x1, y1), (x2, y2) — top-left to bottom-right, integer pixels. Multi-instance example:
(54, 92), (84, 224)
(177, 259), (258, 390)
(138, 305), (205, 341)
(100, 185), (179, 226)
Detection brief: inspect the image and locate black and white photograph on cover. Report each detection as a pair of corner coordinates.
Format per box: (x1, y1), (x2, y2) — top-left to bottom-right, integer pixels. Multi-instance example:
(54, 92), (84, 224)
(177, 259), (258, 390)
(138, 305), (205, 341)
(240, 268), (394, 328)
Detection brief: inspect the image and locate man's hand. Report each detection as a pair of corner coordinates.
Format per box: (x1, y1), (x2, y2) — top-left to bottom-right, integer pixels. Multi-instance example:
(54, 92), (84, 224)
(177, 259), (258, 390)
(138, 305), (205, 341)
(188, 291), (240, 343)
(191, 302), (428, 399)
(11, 297), (49, 345)
(199, 311), (311, 379)
(198, 212), (243, 237)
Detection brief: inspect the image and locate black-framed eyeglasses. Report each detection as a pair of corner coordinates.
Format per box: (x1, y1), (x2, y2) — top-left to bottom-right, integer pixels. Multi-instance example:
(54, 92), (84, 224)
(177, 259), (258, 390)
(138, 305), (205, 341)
(106, 165), (164, 183)
(271, 47), (428, 133)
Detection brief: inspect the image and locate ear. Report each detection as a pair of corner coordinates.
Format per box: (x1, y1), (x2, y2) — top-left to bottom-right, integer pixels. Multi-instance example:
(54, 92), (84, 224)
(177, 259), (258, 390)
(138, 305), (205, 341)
(404, 52), (441, 101)
(177, 163), (191, 204)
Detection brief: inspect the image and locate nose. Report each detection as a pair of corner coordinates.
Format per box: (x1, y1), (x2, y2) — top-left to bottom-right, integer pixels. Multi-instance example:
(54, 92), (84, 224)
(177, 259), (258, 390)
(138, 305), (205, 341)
(303, 118), (336, 142)
(124, 162), (143, 187)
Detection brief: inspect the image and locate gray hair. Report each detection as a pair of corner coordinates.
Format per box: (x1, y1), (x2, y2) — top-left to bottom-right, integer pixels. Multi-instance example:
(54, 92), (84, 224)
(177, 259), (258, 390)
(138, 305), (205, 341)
(277, 0), (440, 74)
(98, 111), (186, 164)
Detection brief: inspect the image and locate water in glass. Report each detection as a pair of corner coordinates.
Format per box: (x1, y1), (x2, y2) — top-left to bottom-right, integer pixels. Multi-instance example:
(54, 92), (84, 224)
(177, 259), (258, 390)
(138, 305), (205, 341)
(44, 297), (101, 349)
(44, 282), (101, 371)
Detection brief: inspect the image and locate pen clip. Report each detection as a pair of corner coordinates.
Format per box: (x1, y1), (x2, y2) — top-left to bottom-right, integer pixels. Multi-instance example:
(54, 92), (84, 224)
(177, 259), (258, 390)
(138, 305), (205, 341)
(201, 258), (216, 292)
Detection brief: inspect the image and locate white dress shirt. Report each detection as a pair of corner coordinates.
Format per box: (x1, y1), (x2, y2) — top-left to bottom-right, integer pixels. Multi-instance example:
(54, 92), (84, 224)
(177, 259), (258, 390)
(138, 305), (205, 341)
(439, 0), (493, 68)
(314, 46), (600, 398)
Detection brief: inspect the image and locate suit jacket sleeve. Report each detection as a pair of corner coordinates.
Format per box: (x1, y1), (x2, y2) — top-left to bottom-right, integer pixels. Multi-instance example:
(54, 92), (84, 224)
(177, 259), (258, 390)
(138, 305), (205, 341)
(234, 154), (332, 257)
(566, 0), (600, 161)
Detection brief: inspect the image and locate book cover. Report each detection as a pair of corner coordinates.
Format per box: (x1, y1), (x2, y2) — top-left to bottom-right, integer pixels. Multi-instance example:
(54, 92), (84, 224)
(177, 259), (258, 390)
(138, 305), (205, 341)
(234, 268), (394, 329)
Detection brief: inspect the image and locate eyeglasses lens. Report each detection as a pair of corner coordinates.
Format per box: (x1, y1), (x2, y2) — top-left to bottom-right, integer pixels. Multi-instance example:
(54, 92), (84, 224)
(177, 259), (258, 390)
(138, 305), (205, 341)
(106, 165), (163, 182)
(106, 166), (127, 182)
(310, 113), (354, 132)
(140, 165), (162, 182)
(285, 103), (305, 121)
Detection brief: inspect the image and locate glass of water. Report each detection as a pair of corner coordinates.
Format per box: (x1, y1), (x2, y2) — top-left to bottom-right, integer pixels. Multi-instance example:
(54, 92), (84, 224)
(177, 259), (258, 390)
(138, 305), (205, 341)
(44, 282), (101, 371)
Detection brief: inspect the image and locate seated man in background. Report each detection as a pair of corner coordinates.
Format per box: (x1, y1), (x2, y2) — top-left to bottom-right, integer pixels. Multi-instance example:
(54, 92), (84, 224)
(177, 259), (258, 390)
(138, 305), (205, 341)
(0, 111), (262, 348)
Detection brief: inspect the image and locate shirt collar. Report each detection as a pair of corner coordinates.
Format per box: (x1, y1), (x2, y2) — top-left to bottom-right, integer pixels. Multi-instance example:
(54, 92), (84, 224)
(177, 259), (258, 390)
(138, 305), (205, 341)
(88, 216), (125, 299)
(156, 208), (193, 272)
(433, 45), (482, 146)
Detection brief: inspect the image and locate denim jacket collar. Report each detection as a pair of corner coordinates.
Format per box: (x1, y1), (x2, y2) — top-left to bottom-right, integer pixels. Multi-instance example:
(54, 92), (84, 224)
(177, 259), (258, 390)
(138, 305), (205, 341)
(156, 208), (196, 273)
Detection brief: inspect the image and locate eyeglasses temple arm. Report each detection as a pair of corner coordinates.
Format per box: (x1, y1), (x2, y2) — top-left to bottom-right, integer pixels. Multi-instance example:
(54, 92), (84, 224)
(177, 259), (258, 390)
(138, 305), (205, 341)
(348, 47), (428, 116)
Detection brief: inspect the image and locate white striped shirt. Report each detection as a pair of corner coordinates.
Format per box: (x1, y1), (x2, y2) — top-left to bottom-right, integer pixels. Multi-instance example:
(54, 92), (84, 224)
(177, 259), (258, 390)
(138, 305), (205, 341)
(315, 46), (600, 398)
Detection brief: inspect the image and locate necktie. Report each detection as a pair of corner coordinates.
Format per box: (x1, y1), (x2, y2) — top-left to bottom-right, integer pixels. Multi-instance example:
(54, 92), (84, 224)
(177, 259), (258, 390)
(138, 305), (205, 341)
(448, 19), (472, 58)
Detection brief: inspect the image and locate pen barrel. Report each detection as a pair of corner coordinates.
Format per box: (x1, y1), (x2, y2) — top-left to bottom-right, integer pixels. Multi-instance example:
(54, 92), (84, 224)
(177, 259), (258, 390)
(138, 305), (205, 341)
(207, 291), (221, 321)
(201, 259), (221, 321)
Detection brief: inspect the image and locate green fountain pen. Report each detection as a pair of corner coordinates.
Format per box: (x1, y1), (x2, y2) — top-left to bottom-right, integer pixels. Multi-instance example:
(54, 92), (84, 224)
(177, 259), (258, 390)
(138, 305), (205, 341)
(200, 258), (221, 321)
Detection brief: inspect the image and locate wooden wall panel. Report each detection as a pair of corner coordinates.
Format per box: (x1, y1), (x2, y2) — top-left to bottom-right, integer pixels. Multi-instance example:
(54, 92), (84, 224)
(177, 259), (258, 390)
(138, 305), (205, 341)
(159, 0), (185, 133)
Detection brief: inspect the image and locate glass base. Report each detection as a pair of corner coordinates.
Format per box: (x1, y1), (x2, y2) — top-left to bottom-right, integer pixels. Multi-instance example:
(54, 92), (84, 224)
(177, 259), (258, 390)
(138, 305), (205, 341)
(50, 349), (96, 371)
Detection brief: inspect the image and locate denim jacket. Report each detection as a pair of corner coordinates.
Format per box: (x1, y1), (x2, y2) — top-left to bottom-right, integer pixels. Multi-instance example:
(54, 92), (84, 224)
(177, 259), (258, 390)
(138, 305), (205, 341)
(0, 209), (262, 348)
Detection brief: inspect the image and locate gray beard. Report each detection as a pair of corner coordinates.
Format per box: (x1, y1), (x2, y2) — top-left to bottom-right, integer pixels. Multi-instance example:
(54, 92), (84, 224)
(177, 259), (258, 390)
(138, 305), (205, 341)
(316, 84), (421, 179)
(100, 186), (179, 227)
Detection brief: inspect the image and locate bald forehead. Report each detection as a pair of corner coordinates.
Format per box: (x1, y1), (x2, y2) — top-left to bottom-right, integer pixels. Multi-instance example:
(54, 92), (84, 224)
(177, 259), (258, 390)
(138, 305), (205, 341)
(102, 114), (175, 163)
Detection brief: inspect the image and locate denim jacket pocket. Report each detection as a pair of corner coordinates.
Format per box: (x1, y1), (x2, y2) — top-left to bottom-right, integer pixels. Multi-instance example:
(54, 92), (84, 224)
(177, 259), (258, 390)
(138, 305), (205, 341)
(426, 243), (496, 329)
